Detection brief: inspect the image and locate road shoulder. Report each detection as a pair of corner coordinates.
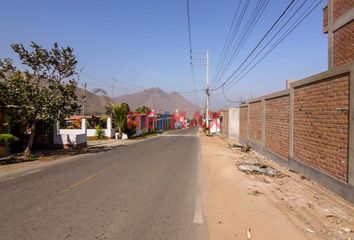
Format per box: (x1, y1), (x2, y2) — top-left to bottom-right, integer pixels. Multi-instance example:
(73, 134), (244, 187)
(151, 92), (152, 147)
(201, 133), (354, 240)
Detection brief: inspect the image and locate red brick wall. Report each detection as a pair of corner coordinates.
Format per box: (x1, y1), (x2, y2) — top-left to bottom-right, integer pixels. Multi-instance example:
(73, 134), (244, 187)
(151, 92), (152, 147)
(265, 95), (290, 159)
(239, 106), (248, 141)
(333, 20), (354, 67)
(248, 101), (262, 142)
(323, 6), (328, 30)
(293, 75), (350, 182)
(333, 0), (354, 21)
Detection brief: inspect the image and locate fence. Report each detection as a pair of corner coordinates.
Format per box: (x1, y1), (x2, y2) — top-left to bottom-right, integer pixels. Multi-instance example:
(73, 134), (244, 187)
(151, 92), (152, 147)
(54, 117), (115, 148)
(239, 62), (354, 203)
(54, 118), (87, 148)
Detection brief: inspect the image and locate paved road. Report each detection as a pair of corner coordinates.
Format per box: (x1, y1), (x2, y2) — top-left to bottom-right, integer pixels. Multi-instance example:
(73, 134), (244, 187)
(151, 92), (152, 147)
(0, 127), (205, 240)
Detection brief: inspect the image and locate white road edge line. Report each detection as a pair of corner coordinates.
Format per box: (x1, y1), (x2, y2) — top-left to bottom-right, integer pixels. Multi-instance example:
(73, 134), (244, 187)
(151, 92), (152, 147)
(194, 150), (203, 225)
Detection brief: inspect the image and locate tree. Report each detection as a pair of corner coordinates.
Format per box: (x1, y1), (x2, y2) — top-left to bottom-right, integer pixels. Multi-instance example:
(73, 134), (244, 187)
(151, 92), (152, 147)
(111, 103), (130, 138)
(135, 105), (151, 114)
(0, 42), (78, 157)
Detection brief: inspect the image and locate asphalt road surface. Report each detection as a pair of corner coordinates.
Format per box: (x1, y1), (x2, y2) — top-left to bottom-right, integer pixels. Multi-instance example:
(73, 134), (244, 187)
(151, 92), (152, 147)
(0, 127), (205, 240)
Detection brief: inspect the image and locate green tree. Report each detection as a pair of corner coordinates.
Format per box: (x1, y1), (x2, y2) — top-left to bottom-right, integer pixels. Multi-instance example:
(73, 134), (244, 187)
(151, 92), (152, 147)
(0, 42), (78, 158)
(111, 103), (130, 138)
(135, 105), (151, 114)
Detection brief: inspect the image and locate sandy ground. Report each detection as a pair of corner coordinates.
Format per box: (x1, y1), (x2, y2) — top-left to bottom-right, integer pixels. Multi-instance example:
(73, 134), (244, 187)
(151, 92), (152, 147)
(201, 133), (354, 240)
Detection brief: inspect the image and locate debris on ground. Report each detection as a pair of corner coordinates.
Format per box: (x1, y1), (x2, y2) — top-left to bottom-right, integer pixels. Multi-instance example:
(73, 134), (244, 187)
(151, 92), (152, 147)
(249, 190), (263, 196)
(228, 143), (242, 149)
(338, 227), (352, 234)
(227, 143), (251, 152)
(246, 227), (252, 239)
(305, 228), (315, 233)
(241, 145), (251, 152)
(238, 163), (285, 178)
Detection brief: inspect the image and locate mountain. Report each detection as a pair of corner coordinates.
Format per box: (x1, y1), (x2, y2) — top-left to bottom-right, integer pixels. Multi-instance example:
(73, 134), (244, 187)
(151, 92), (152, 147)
(76, 88), (112, 115)
(114, 88), (200, 118)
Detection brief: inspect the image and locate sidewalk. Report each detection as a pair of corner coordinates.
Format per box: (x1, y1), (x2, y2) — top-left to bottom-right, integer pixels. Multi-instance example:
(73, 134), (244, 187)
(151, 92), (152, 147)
(201, 133), (354, 240)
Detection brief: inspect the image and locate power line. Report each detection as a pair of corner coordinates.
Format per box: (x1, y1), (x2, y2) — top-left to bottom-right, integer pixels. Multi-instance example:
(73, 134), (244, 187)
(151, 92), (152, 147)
(81, 70), (202, 96)
(226, 0), (324, 91)
(213, 0), (270, 87)
(223, 0), (309, 89)
(186, 0), (193, 64)
(213, 0), (296, 92)
(185, 0), (201, 110)
(212, 0), (245, 83)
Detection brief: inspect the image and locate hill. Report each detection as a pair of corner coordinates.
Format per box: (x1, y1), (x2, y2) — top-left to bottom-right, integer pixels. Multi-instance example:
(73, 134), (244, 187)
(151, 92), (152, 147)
(114, 88), (200, 117)
(76, 88), (112, 115)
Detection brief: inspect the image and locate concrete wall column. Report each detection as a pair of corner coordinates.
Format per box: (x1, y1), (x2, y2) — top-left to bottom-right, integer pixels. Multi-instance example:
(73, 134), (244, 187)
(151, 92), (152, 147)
(247, 104), (250, 142)
(107, 117), (112, 137)
(261, 99), (266, 147)
(289, 86), (294, 158)
(327, 0), (333, 69)
(349, 65), (354, 185)
(81, 118), (87, 134)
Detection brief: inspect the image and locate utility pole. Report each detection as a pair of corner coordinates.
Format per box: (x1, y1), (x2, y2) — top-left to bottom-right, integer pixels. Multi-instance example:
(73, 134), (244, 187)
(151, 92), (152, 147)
(112, 77), (117, 104)
(205, 50), (210, 129)
(111, 77), (117, 118)
(78, 68), (86, 117)
(82, 82), (87, 116)
(190, 50), (210, 129)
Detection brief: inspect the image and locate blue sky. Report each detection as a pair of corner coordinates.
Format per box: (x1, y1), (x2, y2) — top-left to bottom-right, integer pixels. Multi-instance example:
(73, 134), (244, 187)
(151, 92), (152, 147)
(0, 0), (327, 109)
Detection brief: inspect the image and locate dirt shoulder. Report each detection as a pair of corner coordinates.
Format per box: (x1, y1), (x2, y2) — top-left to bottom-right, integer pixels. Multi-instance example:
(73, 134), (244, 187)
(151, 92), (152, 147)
(201, 133), (354, 240)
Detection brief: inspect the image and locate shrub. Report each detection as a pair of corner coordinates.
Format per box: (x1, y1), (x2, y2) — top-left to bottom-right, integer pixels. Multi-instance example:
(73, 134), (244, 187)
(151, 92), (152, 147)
(0, 134), (19, 146)
(95, 125), (104, 139)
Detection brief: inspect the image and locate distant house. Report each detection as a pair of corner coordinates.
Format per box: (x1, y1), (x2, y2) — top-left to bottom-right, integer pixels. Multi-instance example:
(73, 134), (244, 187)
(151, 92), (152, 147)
(127, 109), (186, 136)
(209, 111), (222, 134)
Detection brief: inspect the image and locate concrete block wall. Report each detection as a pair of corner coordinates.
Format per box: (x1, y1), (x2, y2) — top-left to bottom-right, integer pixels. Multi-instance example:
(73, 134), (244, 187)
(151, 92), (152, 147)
(228, 108), (240, 140)
(239, 63), (354, 203)
(221, 110), (229, 137)
(221, 108), (240, 141)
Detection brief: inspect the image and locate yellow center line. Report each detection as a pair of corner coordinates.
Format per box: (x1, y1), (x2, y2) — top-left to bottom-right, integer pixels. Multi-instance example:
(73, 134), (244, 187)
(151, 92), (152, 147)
(65, 163), (119, 191)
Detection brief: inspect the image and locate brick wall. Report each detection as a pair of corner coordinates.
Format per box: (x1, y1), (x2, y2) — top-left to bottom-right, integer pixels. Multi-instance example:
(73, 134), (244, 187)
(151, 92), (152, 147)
(323, 6), (328, 30)
(333, 20), (354, 67)
(239, 106), (248, 140)
(333, 0), (354, 21)
(248, 101), (262, 142)
(293, 75), (350, 182)
(265, 95), (290, 159)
